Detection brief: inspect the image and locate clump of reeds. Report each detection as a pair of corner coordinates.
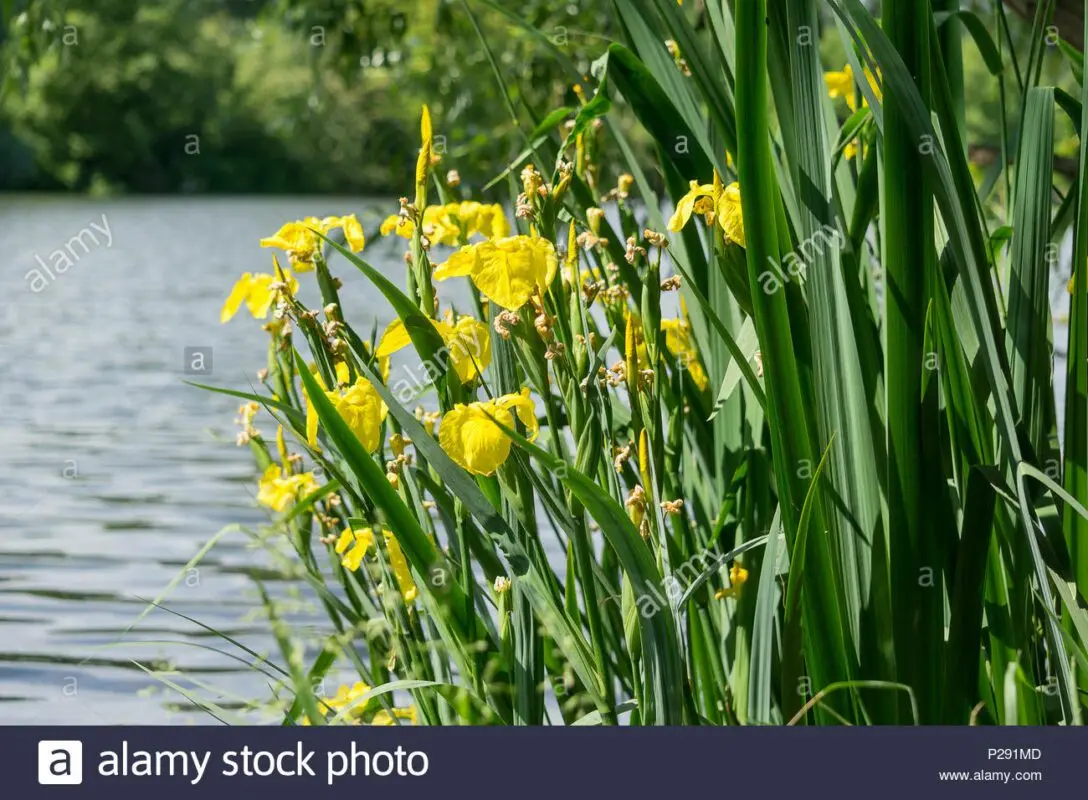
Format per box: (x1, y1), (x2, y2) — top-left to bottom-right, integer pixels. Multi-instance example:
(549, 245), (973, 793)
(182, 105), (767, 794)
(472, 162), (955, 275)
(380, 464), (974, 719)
(202, 0), (1088, 726)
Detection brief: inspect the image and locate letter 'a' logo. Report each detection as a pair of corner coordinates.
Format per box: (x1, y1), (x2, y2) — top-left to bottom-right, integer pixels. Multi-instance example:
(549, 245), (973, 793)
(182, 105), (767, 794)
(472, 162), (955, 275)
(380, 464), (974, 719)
(38, 741), (83, 785)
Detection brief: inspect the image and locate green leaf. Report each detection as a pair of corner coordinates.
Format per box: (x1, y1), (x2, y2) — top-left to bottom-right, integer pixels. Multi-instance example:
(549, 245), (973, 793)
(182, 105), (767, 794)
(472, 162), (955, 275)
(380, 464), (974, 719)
(1006, 87), (1056, 454)
(934, 10), (1003, 76)
(833, 0), (1078, 723)
(592, 43), (714, 181)
(503, 425), (686, 724)
(736, 0), (854, 721)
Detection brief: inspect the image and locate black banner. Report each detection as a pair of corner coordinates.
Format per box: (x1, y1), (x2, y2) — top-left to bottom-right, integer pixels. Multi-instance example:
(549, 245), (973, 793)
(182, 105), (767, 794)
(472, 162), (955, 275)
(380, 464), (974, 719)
(11, 726), (1085, 798)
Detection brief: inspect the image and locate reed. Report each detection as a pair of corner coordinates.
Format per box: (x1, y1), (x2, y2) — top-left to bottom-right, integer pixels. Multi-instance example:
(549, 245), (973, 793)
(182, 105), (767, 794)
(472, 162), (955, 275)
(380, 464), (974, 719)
(199, 0), (1088, 725)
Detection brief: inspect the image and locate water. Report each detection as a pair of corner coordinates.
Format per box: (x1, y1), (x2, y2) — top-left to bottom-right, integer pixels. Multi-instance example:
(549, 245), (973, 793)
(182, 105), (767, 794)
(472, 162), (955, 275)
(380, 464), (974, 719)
(0, 195), (415, 724)
(0, 196), (1075, 724)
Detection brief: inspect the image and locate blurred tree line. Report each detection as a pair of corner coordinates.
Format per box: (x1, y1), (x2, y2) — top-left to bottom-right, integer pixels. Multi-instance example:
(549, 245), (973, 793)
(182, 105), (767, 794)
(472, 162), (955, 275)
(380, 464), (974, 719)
(0, 0), (1075, 196)
(0, 0), (612, 194)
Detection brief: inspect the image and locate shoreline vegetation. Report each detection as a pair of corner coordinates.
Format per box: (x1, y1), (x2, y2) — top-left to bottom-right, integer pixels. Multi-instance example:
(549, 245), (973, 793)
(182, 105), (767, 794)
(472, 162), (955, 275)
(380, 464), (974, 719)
(7, 0), (1082, 725)
(201, 0), (1087, 727)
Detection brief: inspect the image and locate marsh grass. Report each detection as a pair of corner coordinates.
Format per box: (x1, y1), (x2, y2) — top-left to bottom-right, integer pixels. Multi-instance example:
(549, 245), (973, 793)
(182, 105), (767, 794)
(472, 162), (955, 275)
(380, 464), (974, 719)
(173, 0), (1088, 726)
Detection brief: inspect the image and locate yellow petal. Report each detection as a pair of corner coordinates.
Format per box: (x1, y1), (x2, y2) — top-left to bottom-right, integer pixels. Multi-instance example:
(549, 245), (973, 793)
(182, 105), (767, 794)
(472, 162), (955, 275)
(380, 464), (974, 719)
(478, 204), (510, 239)
(825, 65), (857, 111)
(220, 274), (252, 323)
(256, 464), (315, 513)
(260, 222), (317, 254)
(245, 274), (276, 318)
(490, 204), (511, 238)
(276, 424), (289, 467)
(499, 388), (538, 441)
(305, 394), (318, 447)
(384, 530), (418, 603)
(342, 213), (365, 252)
(292, 471), (318, 498)
(337, 527), (374, 571)
(433, 245), (478, 280)
(376, 318), (414, 358)
(469, 236), (556, 310)
(420, 204), (459, 246)
(666, 182), (713, 233)
(446, 316), (492, 383)
(716, 182), (746, 247)
(688, 360), (709, 391)
(439, 402), (515, 476)
(381, 214), (414, 238)
(661, 319), (708, 391)
(537, 237), (559, 288)
(863, 66), (882, 104)
(471, 241), (536, 309)
(304, 366), (325, 447)
(288, 256), (315, 274)
(370, 706), (415, 726)
(660, 318), (689, 356)
(332, 378), (387, 453)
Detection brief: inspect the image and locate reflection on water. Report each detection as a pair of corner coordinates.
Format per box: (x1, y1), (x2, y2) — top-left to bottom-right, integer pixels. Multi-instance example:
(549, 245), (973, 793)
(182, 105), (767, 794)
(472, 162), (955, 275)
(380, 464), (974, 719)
(0, 195), (411, 723)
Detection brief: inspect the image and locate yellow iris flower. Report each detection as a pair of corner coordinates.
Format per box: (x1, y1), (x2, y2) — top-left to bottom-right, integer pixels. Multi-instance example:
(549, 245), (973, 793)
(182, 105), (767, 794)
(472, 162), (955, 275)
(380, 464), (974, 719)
(256, 464), (319, 512)
(661, 318), (709, 391)
(376, 313), (491, 384)
(260, 214), (365, 272)
(667, 178), (745, 247)
(667, 180), (715, 233)
(824, 66), (856, 110)
(370, 707), (417, 726)
(434, 235), (558, 310)
(333, 525), (417, 604)
(328, 378), (387, 452)
(438, 388), (538, 475)
(714, 561), (749, 600)
(432, 201), (509, 243)
(824, 63), (882, 112)
(304, 680), (416, 725)
(323, 682), (371, 720)
(335, 527), (375, 571)
(304, 361), (387, 451)
(380, 202), (509, 246)
(220, 268), (299, 323)
(383, 530), (418, 603)
(380, 213), (416, 238)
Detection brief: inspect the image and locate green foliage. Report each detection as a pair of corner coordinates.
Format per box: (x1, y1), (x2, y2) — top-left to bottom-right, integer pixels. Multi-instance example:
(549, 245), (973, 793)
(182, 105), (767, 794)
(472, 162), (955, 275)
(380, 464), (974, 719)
(1, 0), (613, 193)
(83, 0), (1088, 727)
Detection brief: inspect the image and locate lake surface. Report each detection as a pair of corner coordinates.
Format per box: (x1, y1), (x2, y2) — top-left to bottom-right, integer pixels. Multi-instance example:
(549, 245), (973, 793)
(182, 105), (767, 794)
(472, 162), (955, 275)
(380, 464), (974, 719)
(0, 195), (432, 724)
(0, 195), (1074, 724)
